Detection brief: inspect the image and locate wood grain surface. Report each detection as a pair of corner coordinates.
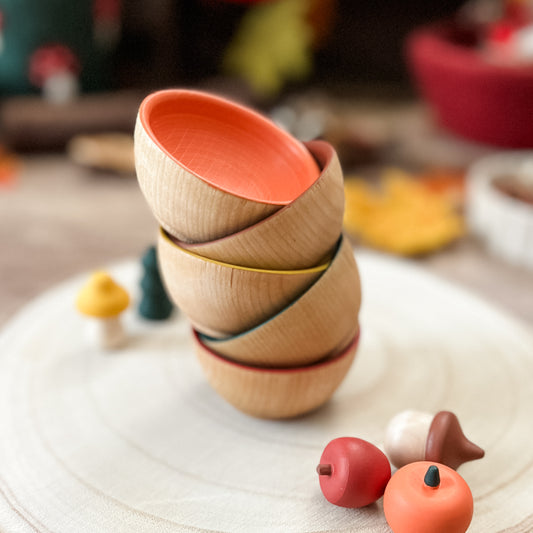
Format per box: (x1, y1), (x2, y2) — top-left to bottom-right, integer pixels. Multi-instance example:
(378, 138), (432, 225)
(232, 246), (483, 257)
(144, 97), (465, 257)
(183, 140), (345, 270)
(0, 254), (532, 532)
(202, 235), (361, 367)
(157, 229), (327, 337)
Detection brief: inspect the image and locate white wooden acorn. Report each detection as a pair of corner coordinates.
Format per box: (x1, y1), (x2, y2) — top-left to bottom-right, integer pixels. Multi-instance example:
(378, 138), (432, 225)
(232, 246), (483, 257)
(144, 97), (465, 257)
(76, 271), (130, 349)
(384, 410), (485, 470)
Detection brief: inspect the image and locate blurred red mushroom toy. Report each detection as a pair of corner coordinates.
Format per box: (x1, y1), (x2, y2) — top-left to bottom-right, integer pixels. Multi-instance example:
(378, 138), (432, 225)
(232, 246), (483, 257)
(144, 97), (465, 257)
(29, 44), (80, 104)
(317, 437), (391, 508)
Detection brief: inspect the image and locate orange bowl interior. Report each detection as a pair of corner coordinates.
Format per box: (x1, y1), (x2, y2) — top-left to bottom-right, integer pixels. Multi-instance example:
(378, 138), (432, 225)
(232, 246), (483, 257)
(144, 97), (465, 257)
(140, 89), (320, 204)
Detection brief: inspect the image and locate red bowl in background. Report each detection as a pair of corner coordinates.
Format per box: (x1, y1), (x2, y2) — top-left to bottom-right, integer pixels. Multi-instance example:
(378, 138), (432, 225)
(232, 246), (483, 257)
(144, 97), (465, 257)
(406, 22), (533, 148)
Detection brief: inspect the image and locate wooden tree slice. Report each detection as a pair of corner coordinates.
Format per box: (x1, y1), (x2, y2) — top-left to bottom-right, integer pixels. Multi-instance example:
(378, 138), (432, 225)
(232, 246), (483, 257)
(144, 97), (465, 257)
(0, 252), (532, 532)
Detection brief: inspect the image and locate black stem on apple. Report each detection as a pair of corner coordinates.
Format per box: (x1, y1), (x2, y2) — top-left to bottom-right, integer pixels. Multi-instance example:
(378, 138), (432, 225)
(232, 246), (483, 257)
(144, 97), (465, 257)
(316, 464), (332, 476)
(424, 465), (440, 488)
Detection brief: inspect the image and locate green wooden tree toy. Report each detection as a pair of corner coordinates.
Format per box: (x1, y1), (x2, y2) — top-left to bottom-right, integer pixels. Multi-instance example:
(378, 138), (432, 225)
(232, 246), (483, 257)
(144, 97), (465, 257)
(139, 246), (174, 320)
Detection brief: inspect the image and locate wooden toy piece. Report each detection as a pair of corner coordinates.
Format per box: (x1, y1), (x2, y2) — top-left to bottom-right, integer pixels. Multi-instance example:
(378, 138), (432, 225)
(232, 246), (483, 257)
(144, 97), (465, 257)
(192, 330), (359, 419)
(383, 461), (474, 533)
(139, 246), (174, 321)
(157, 228), (328, 337)
(201, 235), (360, 368)
(28, 44), (80, 104)
(317, 437), (391, 508)
(76, 271), (129, 349)
(181, 140), (345, 270)
(68, 133), (135, 174)
(134, 89), (320, 243)
(384, 410), (485, 470)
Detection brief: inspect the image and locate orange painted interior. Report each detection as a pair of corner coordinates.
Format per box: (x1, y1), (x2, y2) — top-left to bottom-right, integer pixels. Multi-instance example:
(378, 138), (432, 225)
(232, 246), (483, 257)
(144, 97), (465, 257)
(140, 89), (320, 204)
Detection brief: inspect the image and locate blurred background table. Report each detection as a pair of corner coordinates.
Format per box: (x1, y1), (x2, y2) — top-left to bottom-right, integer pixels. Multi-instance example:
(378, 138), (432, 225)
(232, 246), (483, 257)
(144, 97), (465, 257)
(1, 98), (532, 330)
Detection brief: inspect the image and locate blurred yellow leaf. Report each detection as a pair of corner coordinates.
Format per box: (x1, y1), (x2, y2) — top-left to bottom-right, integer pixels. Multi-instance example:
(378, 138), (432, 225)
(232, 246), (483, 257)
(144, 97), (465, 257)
(344, 171), (464, 256)
(223, 0), (313, 97)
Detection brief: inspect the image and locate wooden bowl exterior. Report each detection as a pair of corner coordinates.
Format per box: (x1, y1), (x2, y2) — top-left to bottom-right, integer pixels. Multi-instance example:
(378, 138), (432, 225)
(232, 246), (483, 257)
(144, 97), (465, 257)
(158, 229), (327, 336)
(193, 331), (360, 419)
(201, 235), (360, 367)
(182, 140), (345, 269)
(135, 119), (280, 243)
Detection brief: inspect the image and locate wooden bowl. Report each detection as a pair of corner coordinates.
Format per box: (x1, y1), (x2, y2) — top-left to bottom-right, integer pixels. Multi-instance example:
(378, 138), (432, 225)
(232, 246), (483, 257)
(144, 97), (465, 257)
(467, 151), (533, 269)
(158, 228), (328, 337)
(135, 89), (320, 242)
(407, 23), (533, 148)
(200, 235), (360, 367)
(193, 330), (360, 419)
(182, 140), (345, 270)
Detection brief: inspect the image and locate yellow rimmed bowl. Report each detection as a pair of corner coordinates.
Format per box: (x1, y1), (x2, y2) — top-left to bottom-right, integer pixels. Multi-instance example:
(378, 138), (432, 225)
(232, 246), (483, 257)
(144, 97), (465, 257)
(158, 228), (329, 337)
(199, 234), (361, 367)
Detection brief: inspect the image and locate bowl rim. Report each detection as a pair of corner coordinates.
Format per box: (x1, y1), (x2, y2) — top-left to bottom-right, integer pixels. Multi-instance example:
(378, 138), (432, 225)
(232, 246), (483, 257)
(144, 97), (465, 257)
(180, 139), (337, 252)
(160, 227), (331, 274)
(193, 328), (360, 374)
(139, 88), (320, 205)
(199, 234), (346, 343)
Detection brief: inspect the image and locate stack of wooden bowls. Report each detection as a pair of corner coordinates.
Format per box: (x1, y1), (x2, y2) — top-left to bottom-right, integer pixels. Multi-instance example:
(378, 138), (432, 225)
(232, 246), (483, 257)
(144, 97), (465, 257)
(134, 89), (362, 419)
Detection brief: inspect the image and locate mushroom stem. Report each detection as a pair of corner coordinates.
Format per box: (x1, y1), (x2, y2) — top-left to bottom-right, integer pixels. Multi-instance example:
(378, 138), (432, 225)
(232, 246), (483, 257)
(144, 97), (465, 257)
(316, 464), (332, 476)
(100, 315), (126, 349)
(424, 465), (440, 488)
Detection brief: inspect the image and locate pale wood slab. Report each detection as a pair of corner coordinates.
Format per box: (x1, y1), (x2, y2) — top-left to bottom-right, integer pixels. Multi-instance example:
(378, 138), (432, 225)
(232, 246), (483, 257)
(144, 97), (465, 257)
(0, 253), (532, 532)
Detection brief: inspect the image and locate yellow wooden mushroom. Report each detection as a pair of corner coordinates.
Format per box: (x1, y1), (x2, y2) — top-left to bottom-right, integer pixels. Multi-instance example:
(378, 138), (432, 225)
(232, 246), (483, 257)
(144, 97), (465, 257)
(76, 271), (130, 349)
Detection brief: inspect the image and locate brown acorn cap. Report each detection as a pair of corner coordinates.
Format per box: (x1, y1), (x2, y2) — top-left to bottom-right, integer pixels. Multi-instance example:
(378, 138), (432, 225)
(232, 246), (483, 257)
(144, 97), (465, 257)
(425, 411), (485, 470)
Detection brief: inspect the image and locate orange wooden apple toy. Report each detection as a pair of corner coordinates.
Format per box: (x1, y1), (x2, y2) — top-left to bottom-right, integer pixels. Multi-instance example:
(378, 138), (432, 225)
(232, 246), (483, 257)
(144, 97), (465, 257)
(317, 437), (391, 508)
(383, 461), (473, 533)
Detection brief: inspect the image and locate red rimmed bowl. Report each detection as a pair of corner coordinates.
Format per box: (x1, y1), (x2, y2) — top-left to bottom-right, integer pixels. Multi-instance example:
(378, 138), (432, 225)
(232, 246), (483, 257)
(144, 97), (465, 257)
(406, 23), (533, 148)
(134, 88), (320, 242)
(193, 330), (360, 419)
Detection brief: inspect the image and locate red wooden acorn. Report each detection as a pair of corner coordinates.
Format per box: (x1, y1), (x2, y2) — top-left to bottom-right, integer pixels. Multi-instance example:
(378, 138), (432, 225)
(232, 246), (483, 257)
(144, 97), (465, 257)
(317, 437), (391, 508)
